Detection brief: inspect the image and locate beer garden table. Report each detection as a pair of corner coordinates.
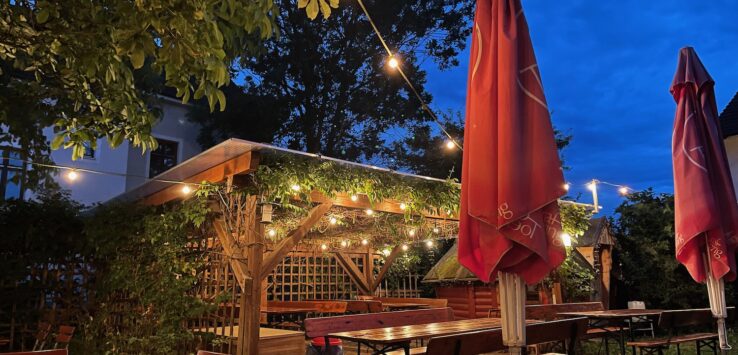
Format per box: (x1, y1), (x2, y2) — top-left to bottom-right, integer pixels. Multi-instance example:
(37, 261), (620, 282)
(558, 309), (663, 355)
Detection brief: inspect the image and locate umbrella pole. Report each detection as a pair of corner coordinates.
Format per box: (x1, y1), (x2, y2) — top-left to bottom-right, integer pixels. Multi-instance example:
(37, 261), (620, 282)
(499, 272), (527, 355)
(704, 254), (731, 353)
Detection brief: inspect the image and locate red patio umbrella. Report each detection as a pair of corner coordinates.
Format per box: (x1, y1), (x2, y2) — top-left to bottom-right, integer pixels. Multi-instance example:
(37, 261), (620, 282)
(458, 0), (566, 352)
(671, 46), (738, 352)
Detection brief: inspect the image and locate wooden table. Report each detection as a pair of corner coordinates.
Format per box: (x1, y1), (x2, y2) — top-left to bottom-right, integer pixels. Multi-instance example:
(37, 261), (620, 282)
(381, 302), (430, 311)
(558, 309), (663, 355)
(193, 326), (305, 355)
(328, 317), (537, 355)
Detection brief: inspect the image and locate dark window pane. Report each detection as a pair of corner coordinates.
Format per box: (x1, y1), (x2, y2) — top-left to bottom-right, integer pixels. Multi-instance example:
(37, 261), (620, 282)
(149, 139), (179, 178)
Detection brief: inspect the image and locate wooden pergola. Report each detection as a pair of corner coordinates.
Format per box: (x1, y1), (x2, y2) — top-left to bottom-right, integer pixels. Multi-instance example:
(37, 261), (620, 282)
(120, 139), (459, 355)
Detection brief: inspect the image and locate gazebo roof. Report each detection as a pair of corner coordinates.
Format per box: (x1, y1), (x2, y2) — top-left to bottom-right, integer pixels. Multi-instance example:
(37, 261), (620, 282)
(576, 217), (615, 247)
(422, 242), (479, 284)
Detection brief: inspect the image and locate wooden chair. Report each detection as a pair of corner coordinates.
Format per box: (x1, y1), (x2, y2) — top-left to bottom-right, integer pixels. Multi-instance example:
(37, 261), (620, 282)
(304, 307), (455, 354)
(425, 317), (589, 355)
(52, 325), (75, 349)
(32, 322), (52, 351)
(627, 308), (727, 354)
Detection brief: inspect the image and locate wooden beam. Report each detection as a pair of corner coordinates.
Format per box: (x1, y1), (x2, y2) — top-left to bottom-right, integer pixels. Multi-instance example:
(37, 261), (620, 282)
(142, 151), (260, 205)
(372, 245), (402, 291)
(260, 202), (333, 280)
(237, 196), (261, 355)
(213, 219), (248, 287)
(309, 191), (456, 220)
(335, 252), (372, 295)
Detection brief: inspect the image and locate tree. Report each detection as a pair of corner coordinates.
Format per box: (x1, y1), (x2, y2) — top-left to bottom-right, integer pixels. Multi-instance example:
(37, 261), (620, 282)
(191, 0), (474, 161)
(611, 189), (736, 308)
(1, 0), (278, 162)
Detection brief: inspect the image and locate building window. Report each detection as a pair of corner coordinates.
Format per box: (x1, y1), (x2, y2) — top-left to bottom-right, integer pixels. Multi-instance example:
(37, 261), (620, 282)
(0, 147), (25, 200)
(148, 139), (179, 178)
(83, 142), (96, 160)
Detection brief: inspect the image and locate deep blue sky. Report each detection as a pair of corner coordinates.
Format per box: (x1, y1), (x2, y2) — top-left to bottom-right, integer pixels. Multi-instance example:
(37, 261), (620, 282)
(421, 0), (738, 215)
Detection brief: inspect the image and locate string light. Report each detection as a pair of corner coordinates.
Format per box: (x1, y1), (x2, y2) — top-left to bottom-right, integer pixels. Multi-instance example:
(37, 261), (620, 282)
(399, 203), (407, 210)
(321, 244), (328, 251)
(563, 183), (570, 191)
(433, 227), (440, 234)
(401, 244), (409, 251)
(408, 229), (416, 237)
(329, 217), (338, 225)
(618, 186), (629, 196)
(268, 229), (277, 237)
(340, 240), (348, 248)
(561, 232), (572, 247)
(291, 184), (301, 192)
(445, 140), (456, 150)
(65, 170), (79, 182)
(425, 240), (434, 248)
(350, 194), (359, 202)
(365, 209), (374, 216)
(361, 239), (369, 246)
(586, 181), (597, 192)
(387, 56), (399, 69)
(181, 185), (192, 194)
(382, 248), (391, 256)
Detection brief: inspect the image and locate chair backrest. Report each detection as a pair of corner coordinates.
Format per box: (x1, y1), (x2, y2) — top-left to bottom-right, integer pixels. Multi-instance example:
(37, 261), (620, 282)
(374, 297), (448, 308)
(36, 322), (52, 341)
(4, 350), (68, 355)
(304, 307), (455, 338)
(54, 325), (75, 347)
(268, 300), (347, 314)
(658, 309), (714, 329)
(425, 317), (589, 355)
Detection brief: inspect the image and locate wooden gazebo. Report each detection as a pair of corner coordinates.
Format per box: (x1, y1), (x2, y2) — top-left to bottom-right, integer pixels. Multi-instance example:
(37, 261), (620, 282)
(119, 139), (460, 354)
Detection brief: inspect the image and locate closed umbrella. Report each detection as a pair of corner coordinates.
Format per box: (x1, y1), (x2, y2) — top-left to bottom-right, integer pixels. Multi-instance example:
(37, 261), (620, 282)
(670, 46), (738, 353)
(458, 0), (566, 353)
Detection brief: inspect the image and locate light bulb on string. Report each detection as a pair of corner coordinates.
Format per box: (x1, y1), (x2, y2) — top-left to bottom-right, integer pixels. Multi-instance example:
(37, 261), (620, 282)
(291, 184), (301, 192)
(365, 209), (374, 216)
(563, 183), (570, 191)
(561, 232), (572, 247)
(399, 203), (407, 210)
(268, 229), (277, 238)
(587, 181), (597, 191)
(425, 240), (435, 248)
(408, 229), (416, 237)
(445, 140), (456, 150)
(618, 186), (629, 196)
(350, 194), (358, 202)
(181, 185), (192, 195)
(340, 240), (347, 248)
(401, 244), (409, 252)
(329, 217), (338, 225)
(382, 248), (391, 256)
(361, 239), (369, 246)
(433, 227), (440, 234)
(321, 244), (328, 251)
(66, 170), (79, 182)
(387, 56), (399, 69)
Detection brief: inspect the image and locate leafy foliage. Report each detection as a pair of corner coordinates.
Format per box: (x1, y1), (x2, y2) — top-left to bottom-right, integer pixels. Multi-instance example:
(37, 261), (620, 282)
(1, 0), (277, 160)
(611, 189), (736, 309)
(191, 0), (474, 162)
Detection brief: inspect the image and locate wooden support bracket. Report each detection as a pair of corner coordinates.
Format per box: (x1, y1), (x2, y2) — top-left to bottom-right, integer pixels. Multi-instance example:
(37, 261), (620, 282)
(335, 252), (372, 295)
(372, 245), (402, 291)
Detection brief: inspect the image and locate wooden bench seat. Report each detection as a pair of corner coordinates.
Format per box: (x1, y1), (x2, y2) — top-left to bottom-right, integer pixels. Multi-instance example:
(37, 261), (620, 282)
(627, 332), (716, 347)
(626, 309), (722, 355)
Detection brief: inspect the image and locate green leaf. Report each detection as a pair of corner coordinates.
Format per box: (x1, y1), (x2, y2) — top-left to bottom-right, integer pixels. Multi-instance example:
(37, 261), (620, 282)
(130, 48), (145, 69)
(216, 90), (226, 111)
(50, 134), (65, 150)
(109, 131), (124, 148)
(37, 9), (50, 24)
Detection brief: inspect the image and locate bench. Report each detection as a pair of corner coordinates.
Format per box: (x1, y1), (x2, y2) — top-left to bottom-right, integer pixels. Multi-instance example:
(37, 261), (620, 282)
(424, 317), (589, 355)
(488, 302), (622, 339)
(268, 300), (348, 314)
(627, 308), (735, 355)
(304, 307), (454, 354)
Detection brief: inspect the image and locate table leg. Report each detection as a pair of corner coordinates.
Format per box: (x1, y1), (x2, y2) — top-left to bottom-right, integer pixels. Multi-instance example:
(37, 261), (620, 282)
(403, 342), (410, 355)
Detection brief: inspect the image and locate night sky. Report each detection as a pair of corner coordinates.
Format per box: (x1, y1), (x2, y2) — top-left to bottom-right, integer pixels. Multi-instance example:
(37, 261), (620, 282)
(422, 0), (738, 215)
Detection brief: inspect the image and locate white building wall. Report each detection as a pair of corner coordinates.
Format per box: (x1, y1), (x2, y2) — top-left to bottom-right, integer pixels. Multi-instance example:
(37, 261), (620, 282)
(48, 97), (202, 206)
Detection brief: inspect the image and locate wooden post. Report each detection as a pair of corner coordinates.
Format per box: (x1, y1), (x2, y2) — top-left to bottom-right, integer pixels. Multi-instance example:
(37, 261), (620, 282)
(237, 196), (262, 355)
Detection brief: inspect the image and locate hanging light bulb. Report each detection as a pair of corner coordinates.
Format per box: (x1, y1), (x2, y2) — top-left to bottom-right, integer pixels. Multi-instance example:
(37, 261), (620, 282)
(268, 229), (277, 237)
(618, 186), (629, 196)
(290, 184), (301, 192)
(365, 209), (374, 216)
(587, 181), (597, 191)
(361, 239), (369, 246)
(387, 56), (399, 69)
(561, 232), (572, 247)
(181, 185), (192, 194)
(340, 240), (347, 248)
(399, 203), (407, 210)
(382, 248), (391, 256)
(445, 140), (456, 150)
(408, 229), (416, 237)
(401, 244), (409, 252)
(321, 244), (328, 251)
(563, 183), (570, 191)
(329, 217), (338, 225)
(425, 240), (435, 248)
(350, 194), (358, 202)
(433, 227), (440, 234)
(66, 170), (79, 182)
